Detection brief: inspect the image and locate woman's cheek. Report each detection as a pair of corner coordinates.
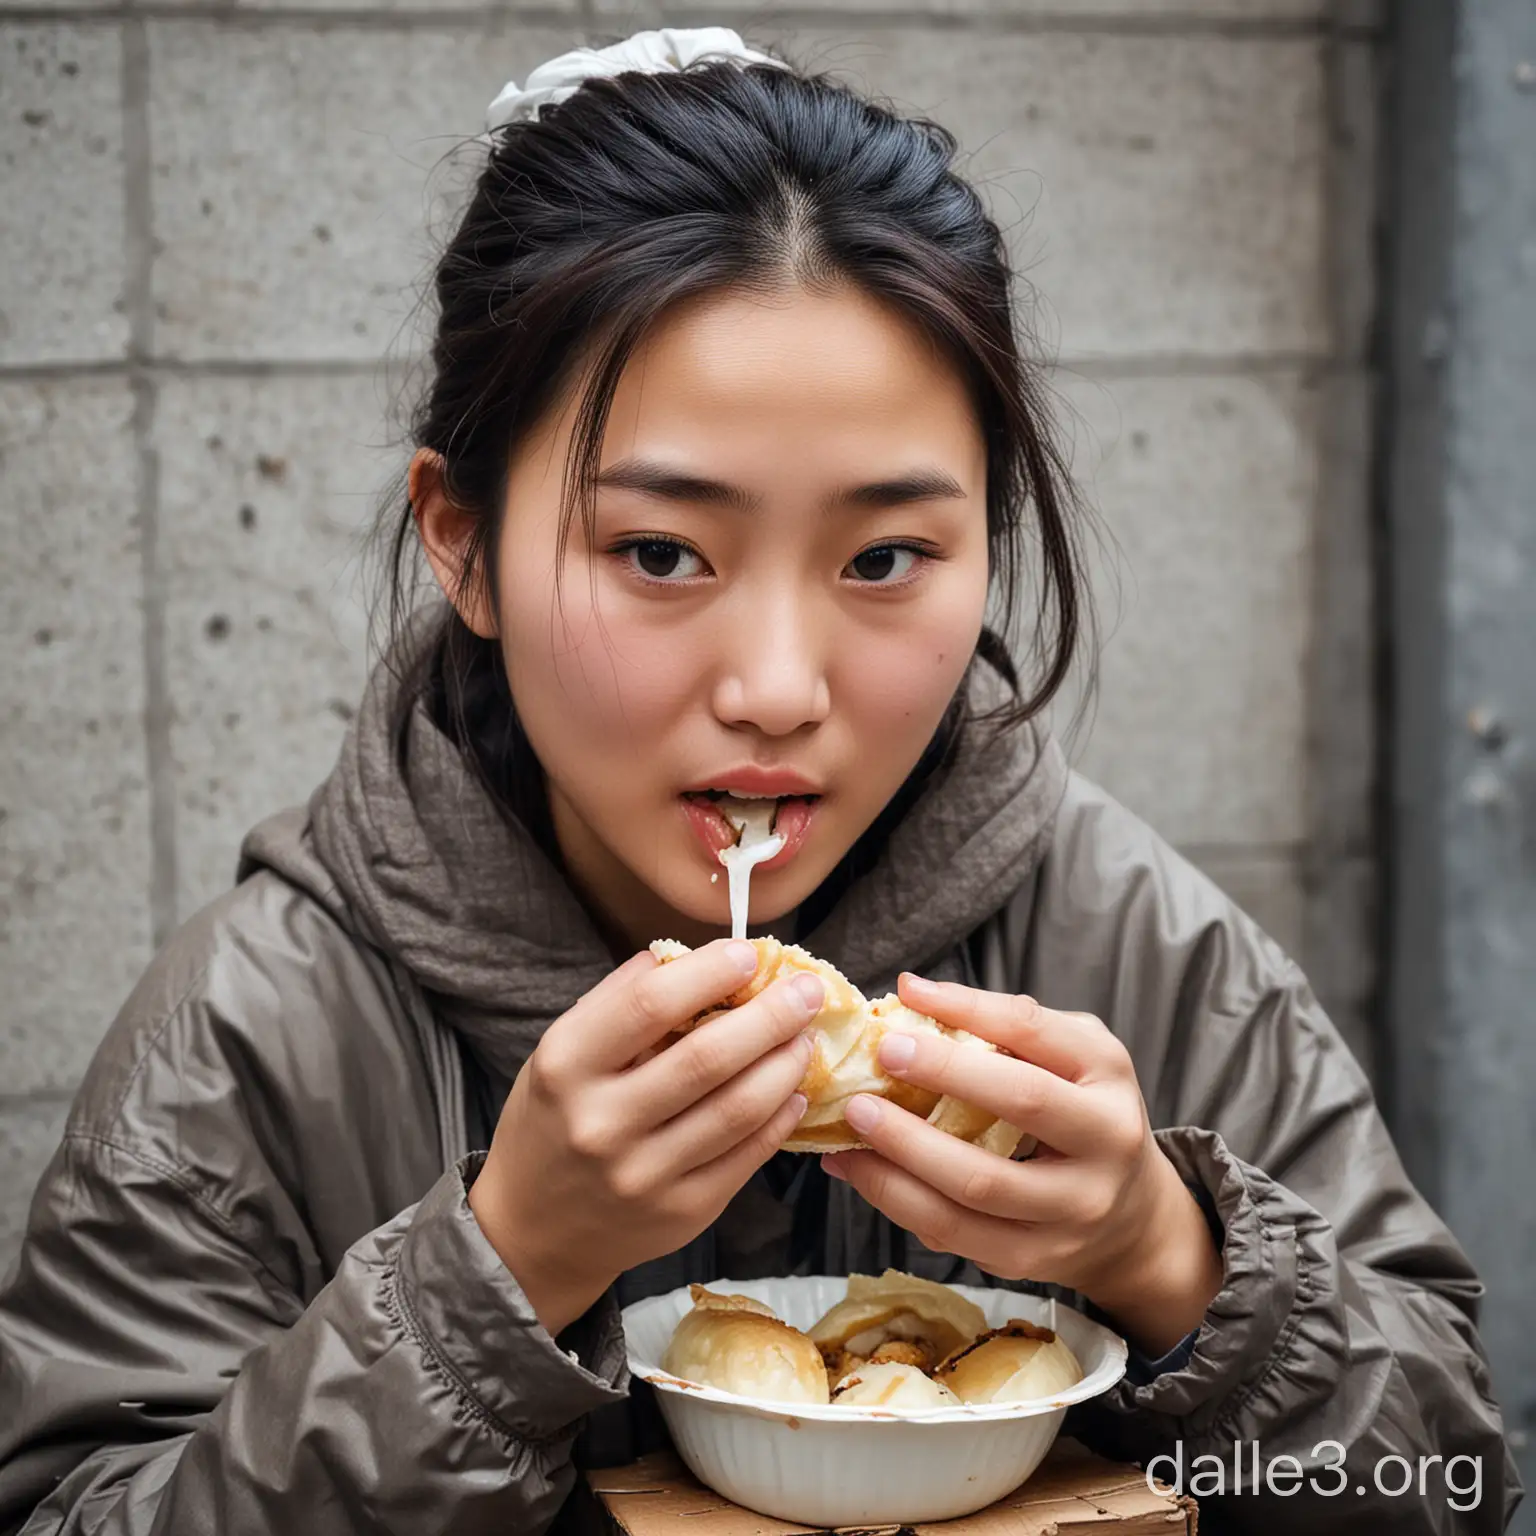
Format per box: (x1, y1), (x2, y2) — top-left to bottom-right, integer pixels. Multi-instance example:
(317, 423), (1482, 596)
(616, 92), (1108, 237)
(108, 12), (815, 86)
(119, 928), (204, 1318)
(504, 590), (693, 765)
(835, 583), (983, 738)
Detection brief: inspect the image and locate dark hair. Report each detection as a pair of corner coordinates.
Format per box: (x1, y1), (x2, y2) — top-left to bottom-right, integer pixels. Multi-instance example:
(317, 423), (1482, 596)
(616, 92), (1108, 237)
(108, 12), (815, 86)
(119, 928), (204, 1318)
(380, 44), (1095, 919)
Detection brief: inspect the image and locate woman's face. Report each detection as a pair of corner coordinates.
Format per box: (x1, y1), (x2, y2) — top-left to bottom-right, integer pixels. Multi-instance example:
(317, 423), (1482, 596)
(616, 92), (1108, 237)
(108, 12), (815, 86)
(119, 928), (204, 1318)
(454, 283), (990, 952)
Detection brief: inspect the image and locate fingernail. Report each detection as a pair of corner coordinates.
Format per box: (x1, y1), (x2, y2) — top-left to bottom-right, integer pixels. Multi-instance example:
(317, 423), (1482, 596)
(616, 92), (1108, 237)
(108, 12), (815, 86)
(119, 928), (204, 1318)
(791, 973), (824, 1012)
(787, 1092), (808, 1119)
(795, 1028), (816, 1063)
(844, 1094), (880, 1133)
(901, 971), (940, 994)
(821, 1153), (848, 1182)
(726, 940), (759, 974)
(879, 1033), (916, 1072)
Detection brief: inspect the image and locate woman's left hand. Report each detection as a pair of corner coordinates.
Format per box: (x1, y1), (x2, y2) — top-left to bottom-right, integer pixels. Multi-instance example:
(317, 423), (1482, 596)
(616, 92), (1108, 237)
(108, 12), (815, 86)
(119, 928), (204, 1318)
(820, 972), (1224, 1358)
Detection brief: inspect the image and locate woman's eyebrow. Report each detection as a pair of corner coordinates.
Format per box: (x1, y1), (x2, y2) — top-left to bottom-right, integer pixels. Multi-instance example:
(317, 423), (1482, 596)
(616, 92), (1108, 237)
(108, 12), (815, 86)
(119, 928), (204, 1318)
(592, 457), (967, 512)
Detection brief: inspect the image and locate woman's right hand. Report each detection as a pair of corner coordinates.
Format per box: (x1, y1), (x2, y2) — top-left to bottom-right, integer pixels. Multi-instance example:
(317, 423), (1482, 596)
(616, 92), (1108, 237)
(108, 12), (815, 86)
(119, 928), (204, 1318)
(467, 938), (823, 1337)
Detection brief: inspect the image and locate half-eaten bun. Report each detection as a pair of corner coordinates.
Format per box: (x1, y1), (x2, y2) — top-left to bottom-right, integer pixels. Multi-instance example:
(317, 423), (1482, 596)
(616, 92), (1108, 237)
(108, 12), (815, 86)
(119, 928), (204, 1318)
(648, 937), (1029, 1156)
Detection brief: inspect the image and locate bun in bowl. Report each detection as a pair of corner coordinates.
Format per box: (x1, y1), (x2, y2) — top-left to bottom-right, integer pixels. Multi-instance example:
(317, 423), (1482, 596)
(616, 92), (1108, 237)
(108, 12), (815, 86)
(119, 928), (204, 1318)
(935, 1320), (1085, 1404)
(830, 1360), (960, 1407)
(661, 1285), (828, 1405)
(623, 1274), (1130, 1526)
(809, 1267), (988, 1377)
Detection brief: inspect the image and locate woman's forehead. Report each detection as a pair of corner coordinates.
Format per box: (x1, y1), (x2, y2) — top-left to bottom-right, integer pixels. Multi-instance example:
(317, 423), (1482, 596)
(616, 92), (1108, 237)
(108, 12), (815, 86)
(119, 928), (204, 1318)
(596, 292), (981, 465)
(616, 284), (964, 404)
(502, 285), (987, 521)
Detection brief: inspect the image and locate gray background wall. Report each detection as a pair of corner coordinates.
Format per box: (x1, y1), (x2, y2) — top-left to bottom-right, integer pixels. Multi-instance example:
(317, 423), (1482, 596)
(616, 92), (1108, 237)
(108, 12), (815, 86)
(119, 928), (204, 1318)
(1, 1), (1381, 1280)
(1384, 0), (1536, 1504)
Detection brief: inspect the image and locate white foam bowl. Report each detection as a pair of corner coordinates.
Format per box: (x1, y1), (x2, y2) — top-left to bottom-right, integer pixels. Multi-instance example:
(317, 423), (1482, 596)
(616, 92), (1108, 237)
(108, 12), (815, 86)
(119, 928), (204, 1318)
(622, 1275), (1128, 1527)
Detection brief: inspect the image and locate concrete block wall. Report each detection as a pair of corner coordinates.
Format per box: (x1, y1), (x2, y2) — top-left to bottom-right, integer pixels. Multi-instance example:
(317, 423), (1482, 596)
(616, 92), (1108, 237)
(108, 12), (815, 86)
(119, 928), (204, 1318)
(0, 1), (1382, 1274)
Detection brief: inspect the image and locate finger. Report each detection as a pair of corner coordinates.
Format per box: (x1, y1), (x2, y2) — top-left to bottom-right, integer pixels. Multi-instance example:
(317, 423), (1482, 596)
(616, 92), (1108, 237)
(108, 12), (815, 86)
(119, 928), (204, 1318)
(675, 1082), (810, 1208)
(896, 976), (1116, 1081)
(648, 1029), (814, 1174)
(822, 1149), (1027, 1269)
(580, 947), (657, 1004)
(537, 950), (659, 1080)
(835, 1094), (1082, 1219)
(565, 938), (763, 1073)
(630, 972), (823, 1123)
(872, 1031), (1104, 1156)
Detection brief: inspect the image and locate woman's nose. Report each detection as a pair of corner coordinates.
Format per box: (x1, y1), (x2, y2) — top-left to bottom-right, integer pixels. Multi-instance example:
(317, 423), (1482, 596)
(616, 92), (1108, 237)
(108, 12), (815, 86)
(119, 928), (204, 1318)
(711, 590), (832, 737)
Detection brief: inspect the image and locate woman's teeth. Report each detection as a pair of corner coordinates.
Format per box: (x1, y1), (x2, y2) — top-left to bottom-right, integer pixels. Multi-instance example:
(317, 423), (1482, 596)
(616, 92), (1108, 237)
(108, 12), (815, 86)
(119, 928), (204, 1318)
(686, 791), (815, 837)
(719, 794), (782, 837)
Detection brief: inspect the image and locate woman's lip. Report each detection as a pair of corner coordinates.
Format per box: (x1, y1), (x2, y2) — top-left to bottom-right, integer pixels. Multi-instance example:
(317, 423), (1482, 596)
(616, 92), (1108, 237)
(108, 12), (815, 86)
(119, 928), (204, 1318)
(677, 793), (821, 870)
(680, 793), (739, 857)
(681, 770), (823, 796)
(755, 796), (817, 871)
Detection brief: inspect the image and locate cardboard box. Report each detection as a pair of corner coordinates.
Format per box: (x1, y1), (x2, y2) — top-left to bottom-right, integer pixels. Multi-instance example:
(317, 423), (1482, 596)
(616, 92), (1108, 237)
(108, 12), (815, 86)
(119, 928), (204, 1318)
(586, 1440), (1196, 1535)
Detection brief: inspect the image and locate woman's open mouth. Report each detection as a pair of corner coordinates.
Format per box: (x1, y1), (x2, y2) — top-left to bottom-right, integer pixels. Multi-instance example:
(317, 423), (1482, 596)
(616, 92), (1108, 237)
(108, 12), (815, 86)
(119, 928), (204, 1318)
(679, 790), (822, 870)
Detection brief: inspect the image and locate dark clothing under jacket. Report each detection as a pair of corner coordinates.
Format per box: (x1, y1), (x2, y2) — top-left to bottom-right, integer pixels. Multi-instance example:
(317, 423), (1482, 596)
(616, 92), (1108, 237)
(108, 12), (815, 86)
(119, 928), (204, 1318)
(0, 646), (1523, 1534)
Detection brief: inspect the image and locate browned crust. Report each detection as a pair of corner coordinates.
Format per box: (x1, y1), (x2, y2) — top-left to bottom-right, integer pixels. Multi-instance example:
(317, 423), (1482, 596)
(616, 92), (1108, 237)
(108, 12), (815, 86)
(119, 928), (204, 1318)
(685, 1283), (775, 1316)
(867, 1339), (932, 1371)
(783, 1119), (870, 1151)
(823, 1348), (859, 1392)
(797, 1052), (835, 1105)
(933, 1318), (1057, 1377)
(821, 1339), (936, 1385)
(676, 1288), (818, 1350)
(883, 1079), (943, 1120)
(926, 1096), (997, 1143)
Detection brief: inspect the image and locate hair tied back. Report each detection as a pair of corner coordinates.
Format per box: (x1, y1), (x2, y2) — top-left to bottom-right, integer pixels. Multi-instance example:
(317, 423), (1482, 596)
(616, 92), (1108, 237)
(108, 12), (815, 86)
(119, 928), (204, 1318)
(484, 26), (791, 132)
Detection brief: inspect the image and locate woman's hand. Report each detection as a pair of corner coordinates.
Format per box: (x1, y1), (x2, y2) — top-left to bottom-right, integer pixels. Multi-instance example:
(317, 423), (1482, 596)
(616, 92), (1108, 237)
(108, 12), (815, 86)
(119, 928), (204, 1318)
(468, 939), (823, 1338)
(820, 973), (1223, 1358)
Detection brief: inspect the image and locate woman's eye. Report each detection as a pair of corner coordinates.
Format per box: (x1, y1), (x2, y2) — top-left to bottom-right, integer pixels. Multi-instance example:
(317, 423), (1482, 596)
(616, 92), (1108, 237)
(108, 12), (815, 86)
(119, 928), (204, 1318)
(612, 537), (931, 587)
(846, 544), (926, 585)
(616, 538), (706, 582)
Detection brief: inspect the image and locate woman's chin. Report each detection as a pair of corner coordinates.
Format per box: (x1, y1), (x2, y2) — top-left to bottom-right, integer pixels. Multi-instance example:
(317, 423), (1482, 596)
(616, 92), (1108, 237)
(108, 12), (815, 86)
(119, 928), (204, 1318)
(651, 858), (802, 936)
(670, 883), (794, 933)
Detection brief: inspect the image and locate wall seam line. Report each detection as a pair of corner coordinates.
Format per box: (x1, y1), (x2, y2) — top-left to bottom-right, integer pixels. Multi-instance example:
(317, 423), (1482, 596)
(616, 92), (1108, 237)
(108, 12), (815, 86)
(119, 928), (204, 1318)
(123, 13), (177, 947)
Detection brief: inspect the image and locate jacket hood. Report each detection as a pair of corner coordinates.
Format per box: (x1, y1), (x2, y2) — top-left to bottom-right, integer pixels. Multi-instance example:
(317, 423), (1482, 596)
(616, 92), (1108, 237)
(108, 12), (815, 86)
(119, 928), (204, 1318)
(240, 618), (1068, 1083)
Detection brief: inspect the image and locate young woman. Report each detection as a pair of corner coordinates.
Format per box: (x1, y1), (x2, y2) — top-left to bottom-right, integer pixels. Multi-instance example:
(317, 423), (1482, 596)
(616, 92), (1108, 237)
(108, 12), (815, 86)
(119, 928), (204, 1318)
(0, 27), (1519, 1536)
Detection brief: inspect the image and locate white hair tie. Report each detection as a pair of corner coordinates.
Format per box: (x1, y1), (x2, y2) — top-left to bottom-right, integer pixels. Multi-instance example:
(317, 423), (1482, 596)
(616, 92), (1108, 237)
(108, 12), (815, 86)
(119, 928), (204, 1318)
(485, 26), (790, 133)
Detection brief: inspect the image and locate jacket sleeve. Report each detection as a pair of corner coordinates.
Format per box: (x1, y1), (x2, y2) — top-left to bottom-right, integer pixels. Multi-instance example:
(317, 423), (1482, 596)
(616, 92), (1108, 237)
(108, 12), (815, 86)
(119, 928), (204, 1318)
(1015, 777), (1523, 1534)
(0, 1138), (627, 1535)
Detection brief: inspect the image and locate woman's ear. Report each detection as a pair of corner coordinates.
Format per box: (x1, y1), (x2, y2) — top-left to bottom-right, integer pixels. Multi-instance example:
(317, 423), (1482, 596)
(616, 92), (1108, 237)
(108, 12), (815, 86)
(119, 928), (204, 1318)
(409, 448), (498, 640)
